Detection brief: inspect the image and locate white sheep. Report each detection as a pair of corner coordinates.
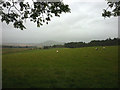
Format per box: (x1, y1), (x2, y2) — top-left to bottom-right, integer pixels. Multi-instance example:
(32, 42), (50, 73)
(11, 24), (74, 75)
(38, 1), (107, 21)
(103, 47), (106, 49)
(95, 47), (98, 50)
(56, 50), (59, 53)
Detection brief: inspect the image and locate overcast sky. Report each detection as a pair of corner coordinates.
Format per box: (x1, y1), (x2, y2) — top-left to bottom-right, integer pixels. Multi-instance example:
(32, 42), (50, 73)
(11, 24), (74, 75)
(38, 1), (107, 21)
(2, 0), (118, 44)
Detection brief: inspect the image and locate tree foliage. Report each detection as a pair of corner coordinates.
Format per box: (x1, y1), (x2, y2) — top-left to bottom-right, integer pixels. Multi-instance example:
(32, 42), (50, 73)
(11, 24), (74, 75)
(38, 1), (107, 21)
(102, 0), (120, 18)
(1, 0), (119, 30)
(0, 0), (70, 30)
(64, 38), (119, 48)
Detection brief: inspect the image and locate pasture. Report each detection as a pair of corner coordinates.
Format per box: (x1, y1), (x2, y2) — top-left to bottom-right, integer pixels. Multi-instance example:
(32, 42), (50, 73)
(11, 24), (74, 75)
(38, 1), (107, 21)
(2, 46), (118, 88)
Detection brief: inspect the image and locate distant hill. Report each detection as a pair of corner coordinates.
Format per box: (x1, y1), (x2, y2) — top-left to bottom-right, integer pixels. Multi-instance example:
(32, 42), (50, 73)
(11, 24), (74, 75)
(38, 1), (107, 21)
(2, 40), (65, 47)
(36, 40), (65, 47)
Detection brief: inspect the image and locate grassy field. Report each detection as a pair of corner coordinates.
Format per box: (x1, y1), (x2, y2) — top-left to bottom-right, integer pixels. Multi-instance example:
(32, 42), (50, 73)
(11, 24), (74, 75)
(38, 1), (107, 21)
(2, 46), (118, 88)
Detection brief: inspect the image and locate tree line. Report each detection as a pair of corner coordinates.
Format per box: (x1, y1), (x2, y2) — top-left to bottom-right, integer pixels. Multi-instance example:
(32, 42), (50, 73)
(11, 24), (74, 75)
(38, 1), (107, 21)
(44, 38), (120, 49)
(2, 38), (120, 49)
(2, 45), (37, 48)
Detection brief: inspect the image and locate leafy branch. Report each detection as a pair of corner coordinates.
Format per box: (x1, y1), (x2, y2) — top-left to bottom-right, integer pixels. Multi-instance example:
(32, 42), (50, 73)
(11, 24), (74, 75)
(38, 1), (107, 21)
(0, 0), (70, 30)
(102, 0), (120, 18)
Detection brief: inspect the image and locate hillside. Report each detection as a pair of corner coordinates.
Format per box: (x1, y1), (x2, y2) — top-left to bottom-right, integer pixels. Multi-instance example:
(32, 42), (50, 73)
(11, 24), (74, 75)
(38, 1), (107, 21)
(36, 40), (65, 47)
(2, 40), (65, 47)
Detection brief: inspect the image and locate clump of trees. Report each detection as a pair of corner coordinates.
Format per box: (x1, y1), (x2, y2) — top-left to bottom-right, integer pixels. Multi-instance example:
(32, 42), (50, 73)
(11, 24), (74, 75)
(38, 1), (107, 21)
(43, 38), (120, 49)
(64, 38), (120, 48)
(43, 45), (64, 49)
(64, 42), (86, 48)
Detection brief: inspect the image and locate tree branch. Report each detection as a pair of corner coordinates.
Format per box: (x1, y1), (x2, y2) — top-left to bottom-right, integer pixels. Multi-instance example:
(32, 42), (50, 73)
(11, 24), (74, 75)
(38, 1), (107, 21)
(13, 5), (22, 15)
(8, 5), (14, 14)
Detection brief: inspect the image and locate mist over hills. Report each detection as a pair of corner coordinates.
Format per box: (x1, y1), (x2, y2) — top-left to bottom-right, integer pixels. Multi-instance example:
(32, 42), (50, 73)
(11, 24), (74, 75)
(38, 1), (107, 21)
(2, 37), (119, 48)
(2, 40), (65, 47)
(36, 40), (64, 47)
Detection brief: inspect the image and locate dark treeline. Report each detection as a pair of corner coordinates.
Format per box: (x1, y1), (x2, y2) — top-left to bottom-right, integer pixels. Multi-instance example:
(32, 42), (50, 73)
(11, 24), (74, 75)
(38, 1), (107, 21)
(64, 38), (120, 48)
(44, 38), (120, 49)
(2, 38), (120, 49)
(43, 45), (64, 49)
(2, 45), (37, 48)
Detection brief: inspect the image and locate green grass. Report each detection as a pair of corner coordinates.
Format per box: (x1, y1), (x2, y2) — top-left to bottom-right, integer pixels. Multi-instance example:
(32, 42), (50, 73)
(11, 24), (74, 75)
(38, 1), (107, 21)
(2, 46), (118, 88)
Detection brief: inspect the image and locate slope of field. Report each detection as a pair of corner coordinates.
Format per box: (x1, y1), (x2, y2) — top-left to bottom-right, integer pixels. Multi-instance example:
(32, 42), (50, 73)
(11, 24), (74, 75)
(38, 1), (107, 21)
(2, 46), (118, 88)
